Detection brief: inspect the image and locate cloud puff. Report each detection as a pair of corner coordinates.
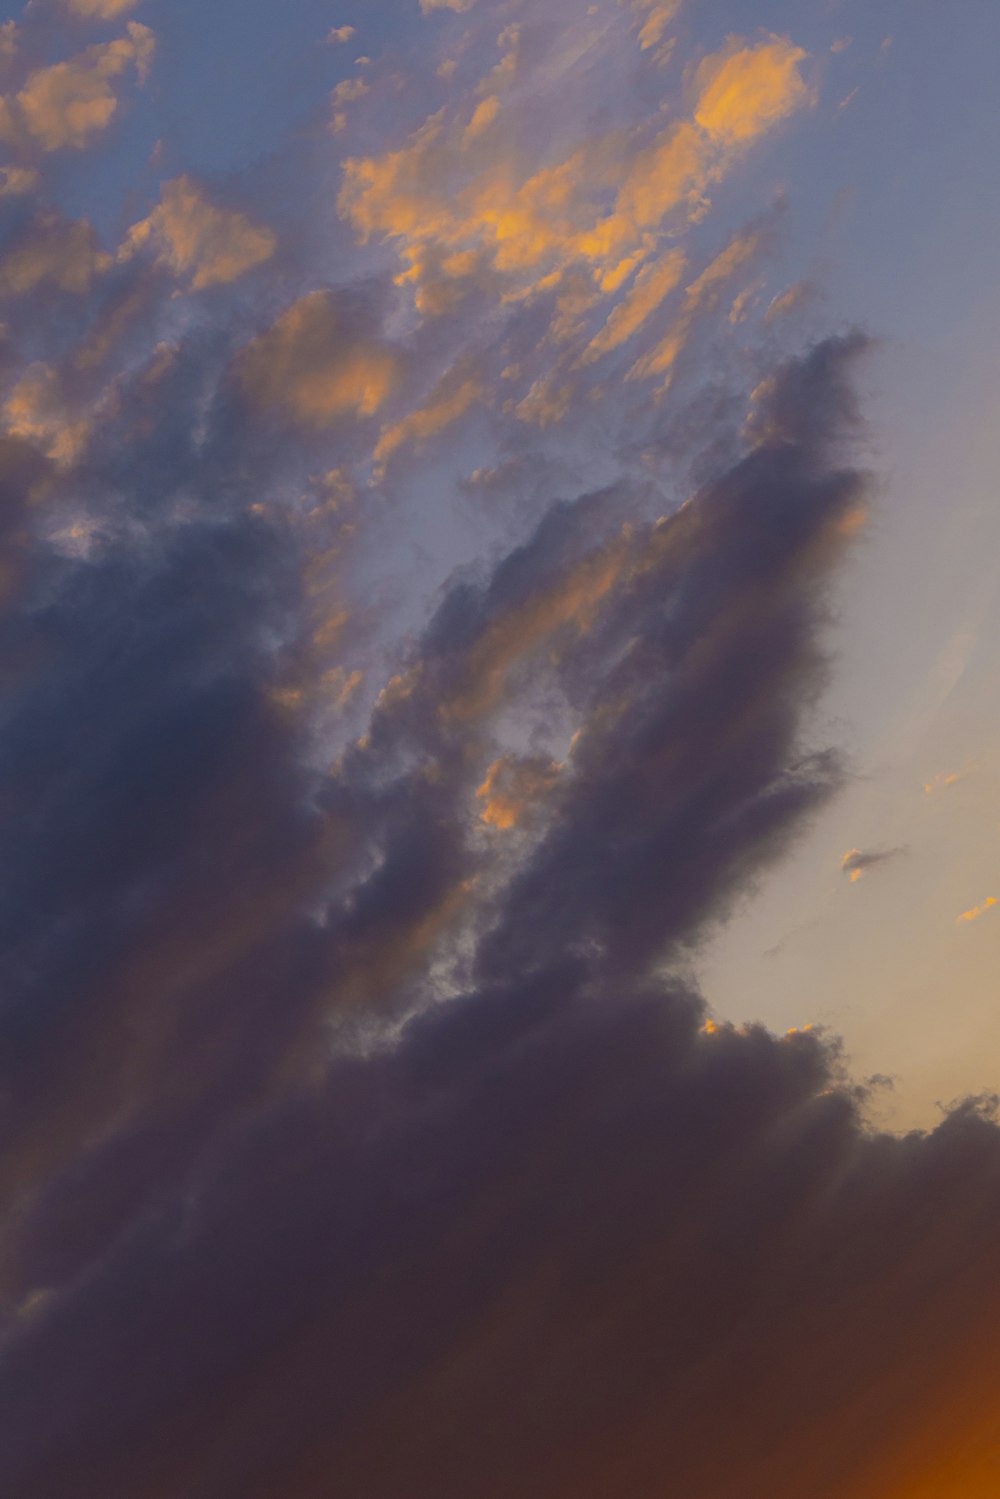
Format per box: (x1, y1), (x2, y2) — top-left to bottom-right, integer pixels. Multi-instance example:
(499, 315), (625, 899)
(122, 176), (277, 290)
(237, 290), (400, 427)
(0, 211), (111, 297)
(477, 753), (562, 829)
(634, 0), (681, 53)
(373, 367), (481, 476)
(694, 36), (812, 143)
(2, 22), (153, 151)
(841, 846), (905, 883)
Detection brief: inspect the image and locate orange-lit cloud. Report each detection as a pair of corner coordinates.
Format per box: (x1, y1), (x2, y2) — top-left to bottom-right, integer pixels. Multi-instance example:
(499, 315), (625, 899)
(765, 279), (811, 321)
(694, 35), (811, 143)
(628, 228), (762, 383)
(65, 0), (141, 18)
(0, 212), (111, 297)
(338, 32), (812, 350)
(327, 25), (356, 45)
(477, 754), (561, 830)
(374, 370), (481, 475)
(123, 176), (276, 289)
(924, 769), (970, 795)
(439, 532), (634, 725)
(5, 23), (154, 152)
(956, 897), (997, 924)
(578, 245), (686, 365)
(0, 164), (38, 196)
(511, 371), (574, 429)
(238, 291), (400, 428)
(3, 363), (90, 467)
(634, 0), (681, 54)
(464, 94), (499, 141)
(841, 846), (905, 883)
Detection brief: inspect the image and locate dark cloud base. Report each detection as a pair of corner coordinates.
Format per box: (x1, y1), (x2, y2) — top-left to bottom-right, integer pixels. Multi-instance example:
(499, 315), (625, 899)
(0, 333), (998, 1499)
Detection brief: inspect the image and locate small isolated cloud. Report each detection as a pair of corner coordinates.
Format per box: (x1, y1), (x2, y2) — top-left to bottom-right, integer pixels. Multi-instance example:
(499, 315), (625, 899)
(957, 897), (997, 925)
(3, 22), (154, 151)
(3, 362), (90, 466)
(0, 164), (38, 197)
(326, 25), (356, 45)
(331, 77), (368, 107)
(831, 36), (853, 54)
(924, 769), (971, 796)
(765, 280), (811, 322)
(693, 36), (812, 144)
(634, 0), (681, 53)
(841, 846), (905, 883)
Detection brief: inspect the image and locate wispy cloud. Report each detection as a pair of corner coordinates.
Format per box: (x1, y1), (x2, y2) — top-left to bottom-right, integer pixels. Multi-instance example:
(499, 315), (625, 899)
(841, 846), (906, 883)
(957, 896), (997, 924)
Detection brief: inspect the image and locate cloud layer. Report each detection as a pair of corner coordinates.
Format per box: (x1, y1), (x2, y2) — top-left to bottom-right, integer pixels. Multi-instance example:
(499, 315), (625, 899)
(0, 4), (997, 1496)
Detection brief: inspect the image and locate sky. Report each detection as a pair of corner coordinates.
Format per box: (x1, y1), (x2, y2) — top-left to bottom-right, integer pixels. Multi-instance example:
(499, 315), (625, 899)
(0, 0), (998, 1494)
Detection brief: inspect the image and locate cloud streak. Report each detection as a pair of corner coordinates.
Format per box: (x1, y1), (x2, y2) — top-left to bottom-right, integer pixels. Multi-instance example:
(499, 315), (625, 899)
(841, 846), (906, 883)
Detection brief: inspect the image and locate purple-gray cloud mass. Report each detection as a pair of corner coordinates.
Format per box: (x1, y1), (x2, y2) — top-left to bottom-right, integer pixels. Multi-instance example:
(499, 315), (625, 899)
(0, 4), (998, 1496)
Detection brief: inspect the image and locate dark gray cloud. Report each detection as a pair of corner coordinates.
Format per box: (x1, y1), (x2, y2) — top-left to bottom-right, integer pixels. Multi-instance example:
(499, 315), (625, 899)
(0, 328), (998, 1499)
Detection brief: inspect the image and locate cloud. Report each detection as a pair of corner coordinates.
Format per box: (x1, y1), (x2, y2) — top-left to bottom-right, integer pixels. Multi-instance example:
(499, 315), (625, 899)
(924, 768), (970, 795)
(634, 0), (681, 53)
(3, 362), (91, 466)
(841, 846), (905, 883)
(373, 367), (481, 476)
(64, 0), (141, 18)
(464, 93), (498, 141)
(338, 32), (812, 341)
(693, 35), (812, 144)
(421, 0), (478, 12)
(237, 290), (401, 427)
(0, 211), (111, 298)
(4, 22), (154, 151)
(0, 10), (996, 1498)
(122, 176), (277, 290)
(477, 753), (561, 829)
(0, 164), (38, 196)
(1, 231), (999, 1499)
(765, 279), (812, 321)
(577, 245), (686, 365)
(957, 897), (997, 924)
(326, 25), (356, 45)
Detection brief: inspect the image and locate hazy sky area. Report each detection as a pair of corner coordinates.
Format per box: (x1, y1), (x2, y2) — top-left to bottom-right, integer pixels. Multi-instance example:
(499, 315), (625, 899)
(0, 1), (998, 1494)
